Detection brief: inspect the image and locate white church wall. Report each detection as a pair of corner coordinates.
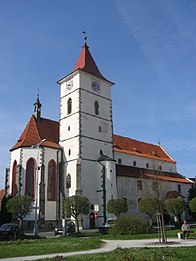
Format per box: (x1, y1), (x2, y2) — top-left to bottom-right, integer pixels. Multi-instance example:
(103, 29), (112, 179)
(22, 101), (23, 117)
(80, 161), (103, 227)
(80, 72), (112, 99)
(60, 73), (80, 98)
(81, 137), (113, 160)
(105, 161), (117, 200)
(81, 91), (112, 120)
(60, 89), (80, 119)
(114, 151), (177, 173)
(117, 175), (192, 217)
(81, 114), (112, 141)
(45, 201), (57, 221)
(60, 114), (79, 140)
(64, 160), (77, 197)
(11, 147), (60, 222)
(44, 148), (65, 221)
(60, 137), (79, 161)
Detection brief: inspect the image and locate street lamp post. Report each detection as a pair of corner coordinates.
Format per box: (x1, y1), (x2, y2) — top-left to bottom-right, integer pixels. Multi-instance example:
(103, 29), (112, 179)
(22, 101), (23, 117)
(97, 154), (115, 226)
(32, 139), (46, 237)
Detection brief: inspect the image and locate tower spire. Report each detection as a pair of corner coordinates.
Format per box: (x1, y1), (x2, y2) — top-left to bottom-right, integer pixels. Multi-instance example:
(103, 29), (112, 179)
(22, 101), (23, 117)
(72, 33), (108, 81)
(33, 93), (42, 122)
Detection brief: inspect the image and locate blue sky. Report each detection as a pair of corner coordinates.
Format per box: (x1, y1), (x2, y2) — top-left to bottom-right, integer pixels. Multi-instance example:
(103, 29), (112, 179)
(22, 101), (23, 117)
(0, 0), (196, 188)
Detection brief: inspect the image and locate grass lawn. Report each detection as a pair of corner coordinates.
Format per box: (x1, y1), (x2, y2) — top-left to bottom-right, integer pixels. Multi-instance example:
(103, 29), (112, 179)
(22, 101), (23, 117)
(0, 236), (103, 259)
(0, 228), (195, 259)
(49, 247), (196, 261)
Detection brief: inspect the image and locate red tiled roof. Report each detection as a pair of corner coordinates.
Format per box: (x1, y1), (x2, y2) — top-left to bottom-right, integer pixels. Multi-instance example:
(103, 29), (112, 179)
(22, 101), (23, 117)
(113, 134), (176, 163)
(73, 43), (109, 81)
(0, 189), (4, 200)
(165, 191), (183, 199)
(116, 165), (193, 184)
(10, 116), (60, 151)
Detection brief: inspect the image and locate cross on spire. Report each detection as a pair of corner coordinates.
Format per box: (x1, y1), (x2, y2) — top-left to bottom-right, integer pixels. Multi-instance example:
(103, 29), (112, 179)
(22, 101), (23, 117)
(82, 31), (87, 44)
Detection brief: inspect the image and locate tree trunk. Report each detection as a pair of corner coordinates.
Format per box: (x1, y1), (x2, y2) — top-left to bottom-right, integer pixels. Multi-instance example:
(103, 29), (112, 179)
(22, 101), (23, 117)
(76, 217), (80, 233)
(156, 213), (167, 243)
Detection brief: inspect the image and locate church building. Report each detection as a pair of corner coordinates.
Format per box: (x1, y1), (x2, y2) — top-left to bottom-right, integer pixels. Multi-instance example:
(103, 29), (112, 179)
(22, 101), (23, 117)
(6, 38), (193, 229)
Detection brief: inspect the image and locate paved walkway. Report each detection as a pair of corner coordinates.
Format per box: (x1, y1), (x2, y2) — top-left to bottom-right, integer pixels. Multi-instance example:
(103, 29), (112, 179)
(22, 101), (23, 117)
(1, 238), (196, 261)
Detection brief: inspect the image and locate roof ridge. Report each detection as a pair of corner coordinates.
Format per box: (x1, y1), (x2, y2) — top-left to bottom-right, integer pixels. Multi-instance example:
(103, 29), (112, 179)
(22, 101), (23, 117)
(33, 116), (42, 142)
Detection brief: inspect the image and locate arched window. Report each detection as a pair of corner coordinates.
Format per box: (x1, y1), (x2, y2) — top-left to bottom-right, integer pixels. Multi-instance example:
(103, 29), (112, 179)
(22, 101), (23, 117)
(66, 174), (71, 189)
(47, 160), (57, 201)
(25, 158), (35, 198)
(133, 161), (137, 167)
(177, 184), (181, 193)
(67, 98), (72, 114)
(137, 180), (142, 190)
(12, 160), (17, 196)
(94, 101), (99, 115)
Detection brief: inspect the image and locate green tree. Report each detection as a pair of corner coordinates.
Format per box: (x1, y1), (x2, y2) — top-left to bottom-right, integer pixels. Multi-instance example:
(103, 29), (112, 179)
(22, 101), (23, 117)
(0, 195), (12, 225)
(187, 187), (196, 219)
(64, 195), (90, 232)
(138, 197), (156, 227)
(6, 195), (34, 235)
(189, 197), (196, 213)
(141, 176), (169, 242)
(165, 197), (185, 225)
(107, 198), (128, 218)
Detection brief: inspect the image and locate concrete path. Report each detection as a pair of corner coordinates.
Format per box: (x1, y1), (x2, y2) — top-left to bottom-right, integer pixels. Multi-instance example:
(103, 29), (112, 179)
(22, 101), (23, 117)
(1, 238), (196, 261)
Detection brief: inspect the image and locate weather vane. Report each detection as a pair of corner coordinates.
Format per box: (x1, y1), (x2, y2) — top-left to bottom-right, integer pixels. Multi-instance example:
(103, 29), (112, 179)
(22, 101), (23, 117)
(82, 31), (87, 43)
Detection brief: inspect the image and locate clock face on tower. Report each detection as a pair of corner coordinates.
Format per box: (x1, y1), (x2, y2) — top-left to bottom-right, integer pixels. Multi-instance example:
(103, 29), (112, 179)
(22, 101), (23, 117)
(66, 79), (73, 90)
(91, 80), (100, 91)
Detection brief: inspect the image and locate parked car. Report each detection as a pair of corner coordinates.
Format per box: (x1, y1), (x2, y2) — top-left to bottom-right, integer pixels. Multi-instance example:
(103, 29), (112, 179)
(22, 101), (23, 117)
(0, 223), (20, 240)
(105, 217), (116, 228)
(54, 221), (75, 236)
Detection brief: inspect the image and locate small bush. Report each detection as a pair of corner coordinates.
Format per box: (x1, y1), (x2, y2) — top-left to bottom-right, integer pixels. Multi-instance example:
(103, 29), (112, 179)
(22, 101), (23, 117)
(109, 215), (150, 235)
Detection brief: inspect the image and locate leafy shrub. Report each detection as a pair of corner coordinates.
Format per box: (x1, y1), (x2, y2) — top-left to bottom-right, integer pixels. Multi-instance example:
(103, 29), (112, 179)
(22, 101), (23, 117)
(109, 215), (150, 235)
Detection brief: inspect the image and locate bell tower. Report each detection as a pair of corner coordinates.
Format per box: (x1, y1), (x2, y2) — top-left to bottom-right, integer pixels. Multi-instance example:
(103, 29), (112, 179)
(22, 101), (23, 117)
(58, 36), (117, 227)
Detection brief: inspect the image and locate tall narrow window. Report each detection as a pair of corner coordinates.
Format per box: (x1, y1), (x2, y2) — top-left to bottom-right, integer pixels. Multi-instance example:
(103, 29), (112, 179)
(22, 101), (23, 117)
(25, 158), (35, 198)
(67, 98), (72, 114)
(12, 160), (17, 196)
(94, 101), (99, 115)
(47, 160), (57, 201)
(66, 174), (71, 189)
(137, 180), (142, 190)
(177, 184), (181, 193)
